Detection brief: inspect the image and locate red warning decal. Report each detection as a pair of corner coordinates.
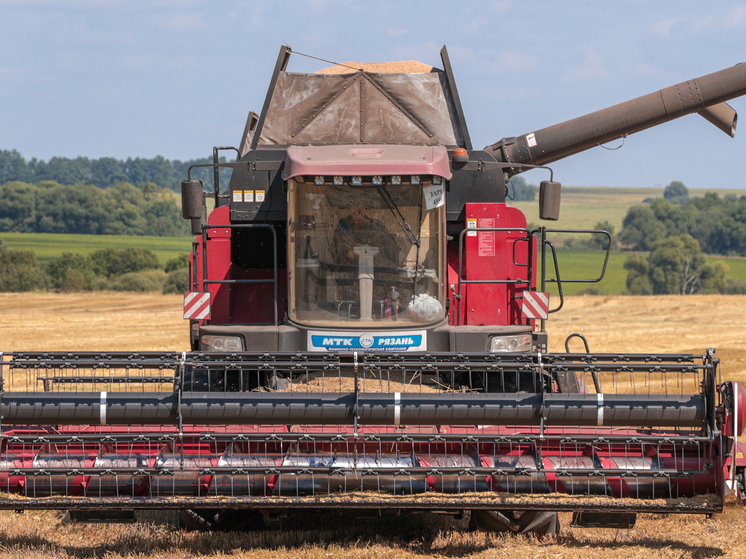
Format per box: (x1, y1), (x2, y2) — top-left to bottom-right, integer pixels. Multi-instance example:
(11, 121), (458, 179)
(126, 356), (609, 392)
(521, 291), (549, 320)
(183, 292), (211, 320)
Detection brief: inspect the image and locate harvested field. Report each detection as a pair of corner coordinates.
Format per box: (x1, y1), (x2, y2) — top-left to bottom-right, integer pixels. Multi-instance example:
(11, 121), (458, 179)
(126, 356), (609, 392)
(0, 291), (745, 557)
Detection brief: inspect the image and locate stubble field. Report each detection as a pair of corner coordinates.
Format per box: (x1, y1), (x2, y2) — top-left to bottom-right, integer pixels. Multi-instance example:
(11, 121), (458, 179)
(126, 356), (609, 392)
(0, 292), (745, 558)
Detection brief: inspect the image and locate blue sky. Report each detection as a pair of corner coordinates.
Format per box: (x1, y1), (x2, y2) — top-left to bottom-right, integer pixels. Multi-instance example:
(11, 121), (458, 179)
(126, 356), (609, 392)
(1, 0), (746, 189)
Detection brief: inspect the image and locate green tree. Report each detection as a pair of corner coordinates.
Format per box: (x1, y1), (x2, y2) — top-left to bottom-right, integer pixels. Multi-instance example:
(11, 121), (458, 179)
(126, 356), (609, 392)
(647, 236), (690, 294)
(619, 205), (666, 251)
(31, 156), (92, 185)
(142, 198), (190, 236)
(163, 268), (190, 294)
(0, 181), (37, 231)
(88, 248), (160, 277)
(663, 180), (689, 204)
(624, 234), (723, 295)
(46, 252), (97, 291)
(699, 260), (728, 293)
(565, 220), (618, 251)
(0, 250), (43, 291)
(35, 183), (112, 234)
(0, 150), (32, 184)
(507, 176), (537, 201)
(165, 253), (190, 273)
(623, 253), (652, 294)
(91, 157), (128, 187)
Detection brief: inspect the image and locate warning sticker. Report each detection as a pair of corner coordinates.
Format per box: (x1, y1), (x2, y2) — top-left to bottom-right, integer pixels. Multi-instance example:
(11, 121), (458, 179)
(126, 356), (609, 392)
(478, 218), (495, 257)
(526, 132), (537, 148)
(255, 190), (266, 202)
(467, 218), (477, 237)
(232, 191), (242, 203)
(183, 292), (211, 320)
(244, 190), (254, 202)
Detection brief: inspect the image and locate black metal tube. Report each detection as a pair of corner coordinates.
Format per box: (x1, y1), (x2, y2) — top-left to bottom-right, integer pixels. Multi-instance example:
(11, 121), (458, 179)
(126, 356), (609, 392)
(0, 392), (705, 428)
(488, 63), (746, 170)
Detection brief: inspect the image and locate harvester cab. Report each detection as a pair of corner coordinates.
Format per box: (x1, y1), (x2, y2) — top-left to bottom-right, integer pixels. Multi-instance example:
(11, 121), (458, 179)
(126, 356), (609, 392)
(3, 45), (746, 535)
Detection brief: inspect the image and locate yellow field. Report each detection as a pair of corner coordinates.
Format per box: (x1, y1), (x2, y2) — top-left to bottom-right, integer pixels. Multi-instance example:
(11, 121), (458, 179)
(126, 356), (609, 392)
(0, 292), (745, 558)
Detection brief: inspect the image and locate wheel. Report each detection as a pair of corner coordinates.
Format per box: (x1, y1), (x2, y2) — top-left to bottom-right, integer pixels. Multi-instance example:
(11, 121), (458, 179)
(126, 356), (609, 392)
(178, 509), (265, 531)
(469, 509), (559, 537)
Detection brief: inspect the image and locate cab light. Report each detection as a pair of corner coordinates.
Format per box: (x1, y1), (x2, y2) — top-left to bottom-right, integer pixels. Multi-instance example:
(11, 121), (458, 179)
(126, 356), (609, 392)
(372, 176), (384, 186)
(314, 176), (325, 186)
(391, 175), (402, 186)
(432, 176), (443, 185)
(333, 176), (344, 186)
(350, 176), (363, 186)
(410, 175), (421, 186)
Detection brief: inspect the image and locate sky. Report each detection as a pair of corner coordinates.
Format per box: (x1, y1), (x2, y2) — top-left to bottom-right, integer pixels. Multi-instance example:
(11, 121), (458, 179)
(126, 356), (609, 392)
(1, 0), (746, 190)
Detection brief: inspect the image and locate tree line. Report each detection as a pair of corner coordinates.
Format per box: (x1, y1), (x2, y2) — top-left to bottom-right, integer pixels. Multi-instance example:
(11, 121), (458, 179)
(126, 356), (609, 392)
(0, 241), (189, 294)
(0, 149), (232, 192)
(618, 182), (746, 295)
(620, 182), (746, 256)
(0, 180), (190, 236)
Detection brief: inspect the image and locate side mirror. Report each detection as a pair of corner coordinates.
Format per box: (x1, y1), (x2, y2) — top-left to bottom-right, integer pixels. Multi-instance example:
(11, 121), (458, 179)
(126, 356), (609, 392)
(539, 181), (561, 221)
(190, 195), (207, 235)
(181, 180), (204, 220)
(191, 217), (204, 236)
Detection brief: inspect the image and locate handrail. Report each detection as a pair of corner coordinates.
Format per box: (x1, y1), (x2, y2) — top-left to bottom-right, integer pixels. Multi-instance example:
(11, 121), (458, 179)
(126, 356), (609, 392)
(455, 227), (533, 326)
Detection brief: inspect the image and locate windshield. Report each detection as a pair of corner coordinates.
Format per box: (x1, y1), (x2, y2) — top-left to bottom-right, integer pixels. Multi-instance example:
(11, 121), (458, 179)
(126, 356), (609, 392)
(288, 178), (445, 327)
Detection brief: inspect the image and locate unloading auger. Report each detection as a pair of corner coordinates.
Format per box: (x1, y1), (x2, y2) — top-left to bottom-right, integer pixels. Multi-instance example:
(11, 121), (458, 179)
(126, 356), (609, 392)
(4, 46), (746, 534)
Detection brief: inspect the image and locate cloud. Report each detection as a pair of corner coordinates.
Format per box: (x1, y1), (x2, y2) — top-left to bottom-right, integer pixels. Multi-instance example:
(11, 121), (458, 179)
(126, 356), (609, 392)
(488, 0), (510, 14)
(465, 16), (490, 33)
(166, 12), (206, 31)
(649, 15), (712, 36)
(635, 62), (663, 79)
(724, 5), (746, 28)
(0, 64), (23, 80)
(496, 50), (538, 72)
(691, 16), (712, 31)
(649, 17), (683, 38)
(567, 48), (607, 79)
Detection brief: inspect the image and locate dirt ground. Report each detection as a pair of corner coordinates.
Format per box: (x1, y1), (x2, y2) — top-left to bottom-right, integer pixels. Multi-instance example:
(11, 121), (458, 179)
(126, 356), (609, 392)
(0, 292), (744, 558)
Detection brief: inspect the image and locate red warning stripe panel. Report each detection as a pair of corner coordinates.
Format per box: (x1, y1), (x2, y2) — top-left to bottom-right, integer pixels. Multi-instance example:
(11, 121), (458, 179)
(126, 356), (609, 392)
(183, 292), (211, 320)
(522, 291), (549, 320)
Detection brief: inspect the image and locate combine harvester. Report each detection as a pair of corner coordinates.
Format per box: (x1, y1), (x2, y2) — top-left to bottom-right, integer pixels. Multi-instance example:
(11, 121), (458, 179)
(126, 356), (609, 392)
(3, 46), (746, 534)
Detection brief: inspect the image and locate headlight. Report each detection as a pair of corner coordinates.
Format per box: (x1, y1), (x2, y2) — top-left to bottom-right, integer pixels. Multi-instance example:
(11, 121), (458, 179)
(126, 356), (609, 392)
(201, 335), (243, 351)
(490, 334), (532, 352)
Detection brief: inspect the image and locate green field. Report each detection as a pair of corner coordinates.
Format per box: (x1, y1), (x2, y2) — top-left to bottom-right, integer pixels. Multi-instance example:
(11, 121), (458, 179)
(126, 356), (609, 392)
(545, 249), (746, 296)
(0, 232), (192, 265)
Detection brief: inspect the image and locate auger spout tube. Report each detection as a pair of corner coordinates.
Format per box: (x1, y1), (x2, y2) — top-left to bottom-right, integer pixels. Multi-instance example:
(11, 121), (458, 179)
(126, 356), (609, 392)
(0, 392), (706, 428)
(487, 62), (746, 171)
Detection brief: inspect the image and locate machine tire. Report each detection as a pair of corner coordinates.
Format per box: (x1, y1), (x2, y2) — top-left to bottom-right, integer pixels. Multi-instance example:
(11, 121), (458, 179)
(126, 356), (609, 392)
(469, 510), (559, 537)
(178, 509), (265, 531)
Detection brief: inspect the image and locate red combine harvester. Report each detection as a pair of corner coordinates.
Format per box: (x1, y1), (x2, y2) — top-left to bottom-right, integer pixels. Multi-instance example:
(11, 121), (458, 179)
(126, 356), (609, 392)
(3, 46), (746, 534)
